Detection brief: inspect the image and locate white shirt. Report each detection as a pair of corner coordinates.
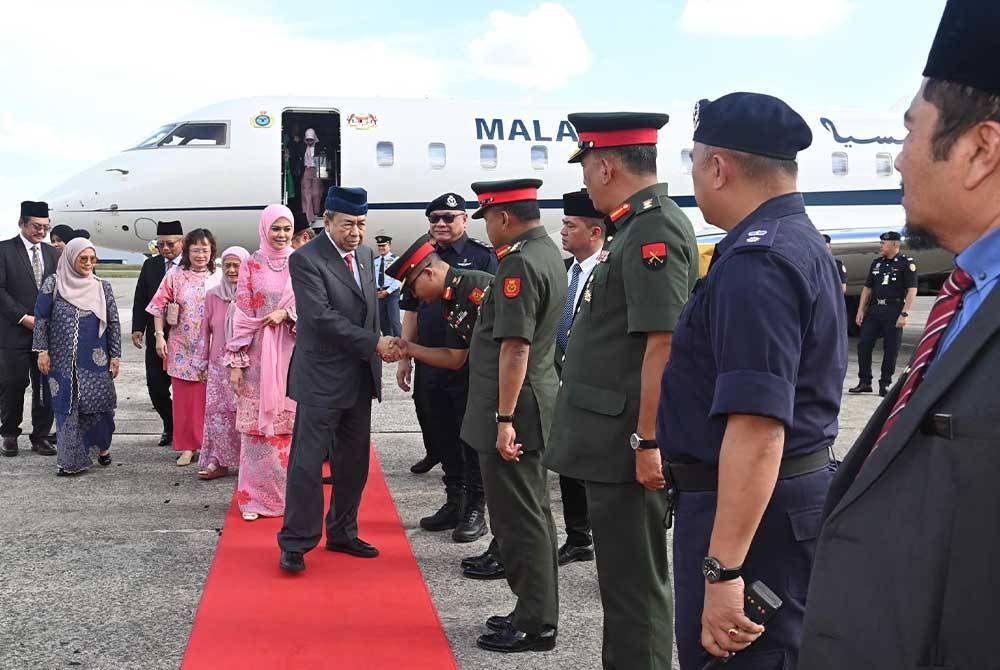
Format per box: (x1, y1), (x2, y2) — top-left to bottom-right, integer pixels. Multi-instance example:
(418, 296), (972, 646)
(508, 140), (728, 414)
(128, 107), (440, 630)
(568, 249), (602, 310)
(327, 232), (362, 286)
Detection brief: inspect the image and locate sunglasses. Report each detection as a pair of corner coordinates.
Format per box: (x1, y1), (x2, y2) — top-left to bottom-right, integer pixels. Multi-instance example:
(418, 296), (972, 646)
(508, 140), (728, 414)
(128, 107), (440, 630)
(428, 213), (463, 224)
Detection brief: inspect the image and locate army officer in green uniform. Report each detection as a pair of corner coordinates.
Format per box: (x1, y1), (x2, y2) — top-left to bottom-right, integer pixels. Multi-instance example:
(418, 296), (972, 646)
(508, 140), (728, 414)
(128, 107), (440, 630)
(461, 178), (567, 653)
(546, 112), (699, 669)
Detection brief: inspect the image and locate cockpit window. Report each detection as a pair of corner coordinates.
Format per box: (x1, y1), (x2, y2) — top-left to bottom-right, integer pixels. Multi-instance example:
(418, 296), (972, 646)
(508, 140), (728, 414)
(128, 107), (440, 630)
(128, 122), (229, 150)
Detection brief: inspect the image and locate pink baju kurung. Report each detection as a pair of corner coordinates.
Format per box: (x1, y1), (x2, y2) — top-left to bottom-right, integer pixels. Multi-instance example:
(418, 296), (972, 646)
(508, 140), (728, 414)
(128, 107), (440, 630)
(193, 291), (241, 469)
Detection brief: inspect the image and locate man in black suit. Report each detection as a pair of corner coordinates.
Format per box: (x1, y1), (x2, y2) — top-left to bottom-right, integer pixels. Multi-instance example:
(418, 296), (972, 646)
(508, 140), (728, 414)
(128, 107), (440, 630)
(278, 186), (400, 573)
(800, 2), (1000, 667)
(0, 201), (58, 457)
(131, 220), (183, 447)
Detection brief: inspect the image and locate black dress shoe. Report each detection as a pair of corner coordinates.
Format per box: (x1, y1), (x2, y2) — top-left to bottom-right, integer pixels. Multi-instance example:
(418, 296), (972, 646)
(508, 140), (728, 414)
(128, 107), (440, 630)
(477, 625), (556, 653)
(848, 383), (872, 394)
(97, 452), (112, 467)
(486, 613), (512, 633)
(279, 550), (305, 573)
(326, 537), (379, 558)
(558, 542), (595, 566)
(321, 475), (333, 485)
(410, 455), (439, 474)
(30, 439), (56, 456)
(452, 508), (488, 543)
(157, 432), (173, 447)
(1, 437), (17, 457)
(463, 554), (505, 580)
(879, 384), (889, 397)
(462, 538), (499, 569)
(420, 498), (461, 531)
(56, 468), (84, 477)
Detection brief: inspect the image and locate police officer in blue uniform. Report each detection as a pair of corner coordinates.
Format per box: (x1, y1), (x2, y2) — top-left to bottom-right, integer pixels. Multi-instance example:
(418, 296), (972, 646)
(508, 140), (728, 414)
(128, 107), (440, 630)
(849, 231), (918, 397)
(374, 234), (402, 337)
(658, 93), (847, 668)
(398, 192), (499, 543)
(822, 234), (848, 293)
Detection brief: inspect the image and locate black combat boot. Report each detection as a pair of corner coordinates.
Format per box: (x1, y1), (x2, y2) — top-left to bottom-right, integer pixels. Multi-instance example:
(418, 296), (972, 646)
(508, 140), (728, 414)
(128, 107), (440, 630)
(419, 495), (462, 531)
(452, 497), (487, 543)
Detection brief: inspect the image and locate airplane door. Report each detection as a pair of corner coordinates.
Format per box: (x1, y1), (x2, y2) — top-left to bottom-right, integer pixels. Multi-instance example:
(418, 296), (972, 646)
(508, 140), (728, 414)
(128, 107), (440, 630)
(280, 109), (341, 220)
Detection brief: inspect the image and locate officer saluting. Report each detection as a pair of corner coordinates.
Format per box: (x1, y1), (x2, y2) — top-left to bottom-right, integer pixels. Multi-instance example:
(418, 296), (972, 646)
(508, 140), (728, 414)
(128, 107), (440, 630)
(659, 93), (846, 667)
(849, 231), (918, 396)
(546, 112), (699, 669)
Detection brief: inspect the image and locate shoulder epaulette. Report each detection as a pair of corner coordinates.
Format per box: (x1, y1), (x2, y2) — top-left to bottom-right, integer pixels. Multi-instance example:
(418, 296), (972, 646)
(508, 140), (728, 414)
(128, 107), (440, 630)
(731, 221), (779, 252)
(468, 237), (494, 250)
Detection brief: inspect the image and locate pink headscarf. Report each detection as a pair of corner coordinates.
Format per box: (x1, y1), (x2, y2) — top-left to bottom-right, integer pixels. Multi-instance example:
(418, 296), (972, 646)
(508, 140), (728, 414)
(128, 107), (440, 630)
(56, 238), (108, 336)
(229, 206), (296, 436)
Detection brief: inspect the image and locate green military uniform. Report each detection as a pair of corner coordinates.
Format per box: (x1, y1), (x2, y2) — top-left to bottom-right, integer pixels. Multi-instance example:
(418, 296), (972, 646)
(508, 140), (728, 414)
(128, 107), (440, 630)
(441, 267), (493, 347)
(546, 183), (699, 667)
(462, 224), (568, 636)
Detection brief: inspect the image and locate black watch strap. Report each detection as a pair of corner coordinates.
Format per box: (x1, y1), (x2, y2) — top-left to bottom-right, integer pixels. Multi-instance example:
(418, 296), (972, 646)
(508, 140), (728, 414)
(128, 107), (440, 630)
(495, 413), (514, 423)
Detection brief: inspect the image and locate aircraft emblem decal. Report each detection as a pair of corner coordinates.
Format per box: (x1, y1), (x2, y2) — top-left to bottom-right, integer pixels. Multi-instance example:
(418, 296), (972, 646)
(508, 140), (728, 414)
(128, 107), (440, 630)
(251, 112), (273, 129)
(347, 113), (378, 130)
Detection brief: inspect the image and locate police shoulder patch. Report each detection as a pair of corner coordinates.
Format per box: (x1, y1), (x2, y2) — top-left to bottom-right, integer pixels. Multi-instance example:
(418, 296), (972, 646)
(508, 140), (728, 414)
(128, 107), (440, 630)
(503, 277), (521, 298)
(641, 242), (668, 271)
(909, 262), (917, 272)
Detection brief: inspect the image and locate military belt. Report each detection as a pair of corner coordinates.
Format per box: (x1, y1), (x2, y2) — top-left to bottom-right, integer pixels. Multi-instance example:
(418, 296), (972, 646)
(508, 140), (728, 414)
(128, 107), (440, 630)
(664, 447), (833, 493)
(875, 298), (903, 305)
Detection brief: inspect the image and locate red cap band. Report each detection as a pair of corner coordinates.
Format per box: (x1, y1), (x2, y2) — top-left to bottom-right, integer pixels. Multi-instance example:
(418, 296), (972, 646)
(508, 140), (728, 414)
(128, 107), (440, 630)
(391, 242), (435, 281)
(477, 187), (539, 208)
(579, 128), (658, 149)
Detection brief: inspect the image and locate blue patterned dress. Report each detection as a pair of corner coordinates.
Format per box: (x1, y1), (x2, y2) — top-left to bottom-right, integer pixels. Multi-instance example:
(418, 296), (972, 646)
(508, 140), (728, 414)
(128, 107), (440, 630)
(33, 276), (121, 473)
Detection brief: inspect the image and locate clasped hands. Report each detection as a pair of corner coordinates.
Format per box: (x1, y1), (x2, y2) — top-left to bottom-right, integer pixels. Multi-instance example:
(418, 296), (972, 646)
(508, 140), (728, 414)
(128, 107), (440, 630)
(376, 336), (409, 363)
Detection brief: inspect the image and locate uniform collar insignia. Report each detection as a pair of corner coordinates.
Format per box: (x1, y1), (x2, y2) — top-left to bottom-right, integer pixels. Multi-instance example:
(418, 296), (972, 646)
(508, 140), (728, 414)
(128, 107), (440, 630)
(609, 201), (632, 222)
(443, 286), (455, 301)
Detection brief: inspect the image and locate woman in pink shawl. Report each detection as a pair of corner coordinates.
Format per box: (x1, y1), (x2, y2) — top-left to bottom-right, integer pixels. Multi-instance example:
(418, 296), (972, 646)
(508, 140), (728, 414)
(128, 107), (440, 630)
(194, 245), (249, 480)
(226, 205), (297, 520)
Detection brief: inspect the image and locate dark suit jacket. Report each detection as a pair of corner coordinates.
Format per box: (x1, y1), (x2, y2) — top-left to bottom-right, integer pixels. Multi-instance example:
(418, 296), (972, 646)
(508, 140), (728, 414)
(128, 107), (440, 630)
(287, 234), (381, 408)
(800, 284), (1000, 669)
(132, 255), (171, 345)
(0, 236), (58, 350)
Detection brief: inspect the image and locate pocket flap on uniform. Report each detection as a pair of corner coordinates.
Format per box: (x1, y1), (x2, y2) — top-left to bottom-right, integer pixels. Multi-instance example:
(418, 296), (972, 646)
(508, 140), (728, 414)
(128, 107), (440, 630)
(566, 381), (626, 417)
(788, 505), (823, 542)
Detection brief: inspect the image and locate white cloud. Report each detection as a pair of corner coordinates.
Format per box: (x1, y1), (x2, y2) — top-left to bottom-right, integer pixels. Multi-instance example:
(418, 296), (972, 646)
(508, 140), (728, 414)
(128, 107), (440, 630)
(467, 3), (592, 90)
(680, 0), (856, 37)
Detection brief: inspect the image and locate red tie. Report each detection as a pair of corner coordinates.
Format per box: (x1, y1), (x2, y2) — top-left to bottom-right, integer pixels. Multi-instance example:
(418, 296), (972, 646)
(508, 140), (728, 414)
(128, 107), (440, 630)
(344, 253), (359, 286)
(868, 266), (975, 457)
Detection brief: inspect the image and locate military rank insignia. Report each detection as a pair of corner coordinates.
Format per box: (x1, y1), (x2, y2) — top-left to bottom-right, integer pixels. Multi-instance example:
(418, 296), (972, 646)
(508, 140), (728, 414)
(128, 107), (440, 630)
(641, 242), (667, 270)
(609, 202), (632, 222)
(469, 287), (485, 305)
(443, 286), (455, 301)
(503, 277), (521, 298)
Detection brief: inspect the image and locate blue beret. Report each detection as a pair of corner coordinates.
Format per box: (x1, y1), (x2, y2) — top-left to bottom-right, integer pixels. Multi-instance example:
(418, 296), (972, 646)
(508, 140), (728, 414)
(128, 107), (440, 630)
(325, 186), (368, 216)
(693, 92), (812, 161)
(924, 0), (1000, 95)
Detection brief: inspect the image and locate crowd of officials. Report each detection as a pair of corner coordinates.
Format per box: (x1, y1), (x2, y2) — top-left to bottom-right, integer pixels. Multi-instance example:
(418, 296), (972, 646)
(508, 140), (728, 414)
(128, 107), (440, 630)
(2, 1), (999, 666)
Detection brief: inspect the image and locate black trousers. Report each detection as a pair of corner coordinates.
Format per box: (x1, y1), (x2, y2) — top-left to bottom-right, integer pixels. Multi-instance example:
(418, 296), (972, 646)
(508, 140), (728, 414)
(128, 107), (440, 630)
(0, 348), (53, 440)
(857, 303), (902, 386)
(144, 341), (173, 434)
(413, 368), (483, 502)
(559, 475), (592, 547)
(278, 371), (373, 553)
(378, 293), (401, 337)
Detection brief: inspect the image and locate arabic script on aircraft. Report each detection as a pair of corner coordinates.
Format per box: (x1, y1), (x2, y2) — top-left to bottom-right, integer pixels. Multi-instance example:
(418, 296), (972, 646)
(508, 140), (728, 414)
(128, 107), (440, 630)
(820, 118), (903, 145)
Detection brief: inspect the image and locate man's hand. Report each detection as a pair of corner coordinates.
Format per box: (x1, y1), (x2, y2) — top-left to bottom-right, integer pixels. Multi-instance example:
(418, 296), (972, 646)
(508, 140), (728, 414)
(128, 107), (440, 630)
(855, 310), (865, 327)
(131, 331), (144, 349)
(37, 351), (51, 375)
(701, 578), (765, 658)
(155, 334), (167, 359)
(265, 309), (288, 326)
(895, 314), (908, 329)
(110, 358), (120, 379)
(396, 356), (413, 392)
(21, 316), (35, 331)
(229, 367), (244, 395)
(496, 423), (523, 462)
(376, 336), (401, 363)
(636, 448), (666, 491)
(377, 289), (388, 300)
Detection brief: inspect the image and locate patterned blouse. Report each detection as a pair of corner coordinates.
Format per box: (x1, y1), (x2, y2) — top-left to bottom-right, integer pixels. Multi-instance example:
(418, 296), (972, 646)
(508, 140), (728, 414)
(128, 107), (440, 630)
(146, 268), (210, 382)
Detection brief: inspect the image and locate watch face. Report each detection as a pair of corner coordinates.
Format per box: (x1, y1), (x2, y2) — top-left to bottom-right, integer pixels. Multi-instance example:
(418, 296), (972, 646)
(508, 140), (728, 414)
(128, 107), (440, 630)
(702, 557), (720, 582)
(629, 434), (639, 449)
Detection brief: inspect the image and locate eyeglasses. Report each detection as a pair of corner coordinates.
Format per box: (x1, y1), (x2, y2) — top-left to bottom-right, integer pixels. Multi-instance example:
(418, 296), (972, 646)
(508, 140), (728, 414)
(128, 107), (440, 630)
(77, 256), (98, 265)
(428, 213), (463, 224)
(26, 223), (50, 233)
(157, 239), (180, 248)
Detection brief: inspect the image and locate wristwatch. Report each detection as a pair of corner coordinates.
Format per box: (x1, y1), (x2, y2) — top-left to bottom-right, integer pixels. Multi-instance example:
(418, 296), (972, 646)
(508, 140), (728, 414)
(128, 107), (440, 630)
(495, 412), (514, 424)
(702, 556), (742, 583)
(900, 311), (909, 317)
(629, 433), (658, 450)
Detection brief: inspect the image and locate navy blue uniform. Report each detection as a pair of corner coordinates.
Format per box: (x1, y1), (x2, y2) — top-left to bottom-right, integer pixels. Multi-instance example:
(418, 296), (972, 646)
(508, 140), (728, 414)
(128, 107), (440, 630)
(658, 193), (847, 668)
(856, 253), (917, 388)
(401, 233), (497, 499)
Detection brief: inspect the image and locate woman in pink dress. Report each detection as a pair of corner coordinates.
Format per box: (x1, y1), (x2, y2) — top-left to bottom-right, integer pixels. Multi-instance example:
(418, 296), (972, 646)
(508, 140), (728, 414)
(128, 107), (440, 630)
(147, 229), (217, 467)
(193, 245), (250, 480)
(226, 206), (297, 521)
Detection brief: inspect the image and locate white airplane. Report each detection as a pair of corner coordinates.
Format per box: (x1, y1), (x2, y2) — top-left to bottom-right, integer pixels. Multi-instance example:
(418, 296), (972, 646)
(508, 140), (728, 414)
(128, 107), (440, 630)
(43, 95), (952, 316)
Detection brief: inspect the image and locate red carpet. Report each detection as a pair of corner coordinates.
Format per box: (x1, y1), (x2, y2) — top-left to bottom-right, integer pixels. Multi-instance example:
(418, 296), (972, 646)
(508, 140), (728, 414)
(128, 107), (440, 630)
(182, 448), (457, 669)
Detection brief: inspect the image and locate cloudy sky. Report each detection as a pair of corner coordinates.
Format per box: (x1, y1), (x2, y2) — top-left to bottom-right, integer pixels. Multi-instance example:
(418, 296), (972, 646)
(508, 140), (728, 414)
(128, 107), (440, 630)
(1, 0), (946, 241)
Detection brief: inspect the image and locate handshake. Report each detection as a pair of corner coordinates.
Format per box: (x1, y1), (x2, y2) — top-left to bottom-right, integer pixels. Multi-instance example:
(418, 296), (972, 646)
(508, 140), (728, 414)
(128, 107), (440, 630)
(375, 336), (411, 363)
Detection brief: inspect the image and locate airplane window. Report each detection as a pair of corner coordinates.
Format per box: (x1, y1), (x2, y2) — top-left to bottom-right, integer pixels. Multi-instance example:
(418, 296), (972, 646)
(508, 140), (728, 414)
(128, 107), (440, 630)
(376, 142), (394, 167)
(158, 122), (228, 147)
(480, 144), (498, 169)
(832, 151), (849, 176)
(531, 145), (548, 170)
(429, 142), (446, 169)
(875, 152), (893, 176)
(681, 149), (693, 175)
(128, 124), (178, 150)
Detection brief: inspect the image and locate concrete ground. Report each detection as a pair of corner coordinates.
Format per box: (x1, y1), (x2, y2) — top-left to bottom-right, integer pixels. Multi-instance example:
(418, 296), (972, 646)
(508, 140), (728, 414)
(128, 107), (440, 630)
(0, 278), (932, 670)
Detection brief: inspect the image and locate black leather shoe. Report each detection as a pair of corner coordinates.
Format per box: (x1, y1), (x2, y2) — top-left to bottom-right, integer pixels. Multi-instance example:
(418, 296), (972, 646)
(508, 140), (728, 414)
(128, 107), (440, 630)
(1, 437), (17, 457)
(326, 537), (379, 558)
(486, 613), (512, 633)
(98, 452), (112, 467)
(452, 508), (488, 543)
(462, 539), (499, 569)
(321, 475), (333, 485)
(410, 455), (439, 474)
(463, 554), (505, 580)
(279, 550), (305, 573)
(879, 384), (889, 397)
(157, 432), (173, 447)
(420, 498), (461, 531)
(848, 384), (872, 394)
(30, 439), (56, 456)
(56, 468), (84, 477)
(477, 625), (556, 653)
(558, 542), (595, 566)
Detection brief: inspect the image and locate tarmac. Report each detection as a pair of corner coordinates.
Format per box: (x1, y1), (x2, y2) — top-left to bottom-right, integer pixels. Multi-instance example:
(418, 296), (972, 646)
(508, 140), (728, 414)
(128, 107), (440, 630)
(0, 278), (933, 670)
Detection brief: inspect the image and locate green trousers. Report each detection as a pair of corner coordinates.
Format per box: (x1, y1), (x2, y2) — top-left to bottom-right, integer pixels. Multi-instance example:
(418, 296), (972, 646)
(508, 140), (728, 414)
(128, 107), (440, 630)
(479, 449), (559, 634)
(587, 480), (673, 669)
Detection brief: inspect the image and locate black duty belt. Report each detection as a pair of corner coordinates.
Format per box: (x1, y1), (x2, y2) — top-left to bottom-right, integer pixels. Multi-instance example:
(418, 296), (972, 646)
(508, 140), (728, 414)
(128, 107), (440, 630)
(665, 447), (833, 493)
(875, 298), (903, 305)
